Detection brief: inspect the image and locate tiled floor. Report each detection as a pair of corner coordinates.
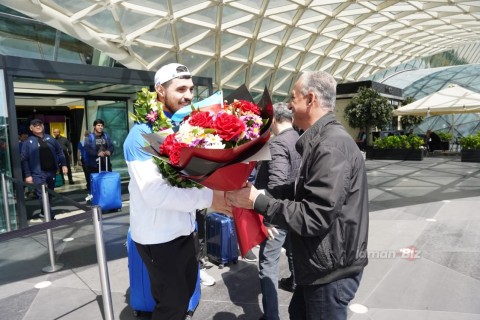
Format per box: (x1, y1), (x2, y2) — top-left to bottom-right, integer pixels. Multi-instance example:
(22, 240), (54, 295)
(1, 155), (480, 319)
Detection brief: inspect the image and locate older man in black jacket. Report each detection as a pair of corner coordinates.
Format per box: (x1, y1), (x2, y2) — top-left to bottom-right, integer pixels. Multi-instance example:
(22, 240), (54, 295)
(254, 102), (302, 320)
(227, 70), (369, 320)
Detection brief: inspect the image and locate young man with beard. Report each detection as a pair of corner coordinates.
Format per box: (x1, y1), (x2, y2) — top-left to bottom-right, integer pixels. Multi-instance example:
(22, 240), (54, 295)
(227, 71), (369, 320)
(123, 63), (230, 320)
(84, 118), (114, 199)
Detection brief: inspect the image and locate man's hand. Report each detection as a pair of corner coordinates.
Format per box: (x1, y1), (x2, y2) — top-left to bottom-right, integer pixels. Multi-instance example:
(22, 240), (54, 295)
(25, 176), (33, 184)
(266, 226), (279, 240)
(62, 166), (68, 174)
(226, 183), (260, 210)
(211, 190), (232, 216)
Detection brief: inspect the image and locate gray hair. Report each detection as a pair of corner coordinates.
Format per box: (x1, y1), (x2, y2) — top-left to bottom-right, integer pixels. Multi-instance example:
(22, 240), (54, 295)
(273, 102), (292, 123)
(299, 71), (337, 111)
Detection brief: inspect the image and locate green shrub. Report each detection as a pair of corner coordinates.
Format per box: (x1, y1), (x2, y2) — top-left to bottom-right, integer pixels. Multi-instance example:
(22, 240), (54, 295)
(373, 135), (425, 150)
(459, 132), (480, 150)
(437, 132), (453, 142)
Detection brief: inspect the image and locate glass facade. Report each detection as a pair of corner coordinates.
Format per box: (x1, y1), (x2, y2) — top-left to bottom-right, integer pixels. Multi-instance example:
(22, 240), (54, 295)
(377, 64), (480, 138)
(0, 5), (115, 67)
(0, 69), (17, 231)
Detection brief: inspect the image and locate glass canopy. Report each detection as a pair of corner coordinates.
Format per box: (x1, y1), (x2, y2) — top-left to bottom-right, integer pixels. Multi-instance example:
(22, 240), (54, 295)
(2, 0), (480, 98)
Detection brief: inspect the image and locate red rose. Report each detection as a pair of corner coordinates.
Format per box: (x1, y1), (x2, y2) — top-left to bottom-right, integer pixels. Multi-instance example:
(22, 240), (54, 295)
(189, 111), (214, 128)
(169, 142), (188, 165)
(159, 134), (177, 156)
(235, 100), (260, 115)
(214, 113), (246, 142)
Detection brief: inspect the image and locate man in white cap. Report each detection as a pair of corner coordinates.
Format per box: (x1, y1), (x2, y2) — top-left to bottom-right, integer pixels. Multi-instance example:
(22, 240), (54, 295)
(124, 63), (230, 320)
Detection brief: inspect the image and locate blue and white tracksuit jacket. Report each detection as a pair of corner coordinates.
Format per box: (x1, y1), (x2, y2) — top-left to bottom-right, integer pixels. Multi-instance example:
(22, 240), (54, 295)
(123, 123), (213, 245)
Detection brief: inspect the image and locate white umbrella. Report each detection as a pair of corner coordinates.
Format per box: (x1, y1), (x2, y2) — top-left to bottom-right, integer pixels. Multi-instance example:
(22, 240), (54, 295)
(394, 84), (480, 116)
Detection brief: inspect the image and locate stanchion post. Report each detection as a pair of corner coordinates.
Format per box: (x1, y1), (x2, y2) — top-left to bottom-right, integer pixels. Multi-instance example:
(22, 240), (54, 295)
(41, 184), (64, 273)
(1, 173), (12, 232)
(92, 206), (114, 320)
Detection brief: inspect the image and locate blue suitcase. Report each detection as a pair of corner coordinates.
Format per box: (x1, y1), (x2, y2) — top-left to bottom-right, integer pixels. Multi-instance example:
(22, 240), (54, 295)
(126, 230), (201, 317)
(90, 157), (122, 211)
(206, 212), (239, 268)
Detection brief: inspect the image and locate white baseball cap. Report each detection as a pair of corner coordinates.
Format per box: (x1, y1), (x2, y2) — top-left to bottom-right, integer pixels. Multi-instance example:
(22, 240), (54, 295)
(154, 63), (191, 86)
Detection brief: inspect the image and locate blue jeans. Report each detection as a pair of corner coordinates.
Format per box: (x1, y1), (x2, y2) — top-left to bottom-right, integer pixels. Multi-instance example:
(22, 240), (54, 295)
(259, 227), (288, 320)
(289, 271), (362, 320)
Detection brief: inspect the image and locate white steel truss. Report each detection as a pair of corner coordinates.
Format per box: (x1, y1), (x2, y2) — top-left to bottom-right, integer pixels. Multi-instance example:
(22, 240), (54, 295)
(4, 0), (480, 96)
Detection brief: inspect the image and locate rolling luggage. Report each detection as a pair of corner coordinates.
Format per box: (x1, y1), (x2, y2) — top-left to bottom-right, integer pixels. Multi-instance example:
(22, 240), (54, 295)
(206, 212), (239, 268)
(90, 157), (122, 211)
(126, 230), (201, 317)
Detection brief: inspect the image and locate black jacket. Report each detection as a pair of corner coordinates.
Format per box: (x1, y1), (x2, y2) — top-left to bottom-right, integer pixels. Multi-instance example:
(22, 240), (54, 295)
(254, 127), (301, 198)
(254, 112), (369, 285)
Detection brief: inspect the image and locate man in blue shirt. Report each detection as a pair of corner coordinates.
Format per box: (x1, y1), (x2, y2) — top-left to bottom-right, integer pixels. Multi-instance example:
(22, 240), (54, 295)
(124, 63), (230, 320)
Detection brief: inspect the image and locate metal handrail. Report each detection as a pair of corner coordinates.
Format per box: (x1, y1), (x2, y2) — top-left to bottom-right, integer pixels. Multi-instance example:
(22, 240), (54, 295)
(0, 172), (115, 320)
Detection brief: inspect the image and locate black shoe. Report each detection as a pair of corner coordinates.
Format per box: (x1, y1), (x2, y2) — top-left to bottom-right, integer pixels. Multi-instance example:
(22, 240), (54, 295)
(279, 276), (296, 292)
(243, 250), (257, 262)
(69, 181), (75, 185)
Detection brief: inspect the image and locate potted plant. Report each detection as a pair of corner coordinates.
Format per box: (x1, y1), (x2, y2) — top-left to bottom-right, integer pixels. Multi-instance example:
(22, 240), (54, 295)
(459, 132), (480, 162)
(368, 134), (425, 160)
(344, 87), (393, 148)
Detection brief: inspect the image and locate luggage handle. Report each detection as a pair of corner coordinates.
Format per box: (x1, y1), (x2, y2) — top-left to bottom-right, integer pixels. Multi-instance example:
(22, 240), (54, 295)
(97, 156), (109, 172)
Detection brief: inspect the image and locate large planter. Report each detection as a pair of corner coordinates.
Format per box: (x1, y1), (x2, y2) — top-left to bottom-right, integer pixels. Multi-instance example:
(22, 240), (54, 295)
(367, 148), (424, 161)
(461, 150), (480, 162)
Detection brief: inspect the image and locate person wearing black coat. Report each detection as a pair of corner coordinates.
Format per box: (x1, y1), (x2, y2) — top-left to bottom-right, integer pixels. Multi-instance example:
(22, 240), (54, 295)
(426, 130), (442, 151)
(227, 71), (369, 320)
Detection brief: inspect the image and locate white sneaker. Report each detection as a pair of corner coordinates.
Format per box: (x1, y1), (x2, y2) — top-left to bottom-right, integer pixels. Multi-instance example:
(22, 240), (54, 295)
(199, 269), (215, 286)
(85, 194), (92, 201)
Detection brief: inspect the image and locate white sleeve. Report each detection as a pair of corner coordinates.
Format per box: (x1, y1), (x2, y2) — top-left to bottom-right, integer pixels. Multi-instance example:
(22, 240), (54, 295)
(127, 158), (213, 212)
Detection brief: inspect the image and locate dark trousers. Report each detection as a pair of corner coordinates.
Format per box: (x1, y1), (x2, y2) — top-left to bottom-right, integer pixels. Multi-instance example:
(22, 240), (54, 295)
(60, 150), (73, 183)
(32, 170), (56, 219)
(134, 233), (198, 320)
(81, 163), (89, 188)
(289, 272), (362, 320)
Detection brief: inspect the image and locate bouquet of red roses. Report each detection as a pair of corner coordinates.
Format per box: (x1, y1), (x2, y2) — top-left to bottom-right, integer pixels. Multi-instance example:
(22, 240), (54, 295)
(140, 85), (273, 255)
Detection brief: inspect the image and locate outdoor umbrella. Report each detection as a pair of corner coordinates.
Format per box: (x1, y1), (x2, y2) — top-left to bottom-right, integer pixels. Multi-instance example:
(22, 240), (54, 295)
(393, 84), (480, 116)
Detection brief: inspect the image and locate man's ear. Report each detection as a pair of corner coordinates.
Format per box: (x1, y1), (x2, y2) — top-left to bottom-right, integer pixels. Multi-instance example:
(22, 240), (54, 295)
(307, 92), (315, 105)
(155, 84), (165, 98)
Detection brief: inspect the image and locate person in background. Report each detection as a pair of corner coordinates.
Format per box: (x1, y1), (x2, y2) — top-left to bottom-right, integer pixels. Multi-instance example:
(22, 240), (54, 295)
(84, 119), (114, 199)
(77, 130), (91, 191)
(227, 70), (369, 320)
(53, 128), (75, 185)
(21, 119), (67, 220)
(426, 129), (442, 151)
(123, 63), (230, 320)
(18, 131), (28, 153)
(254, 102), (302, 320)
(355, 128), (367, 150)
(195, 209), (216, 287)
